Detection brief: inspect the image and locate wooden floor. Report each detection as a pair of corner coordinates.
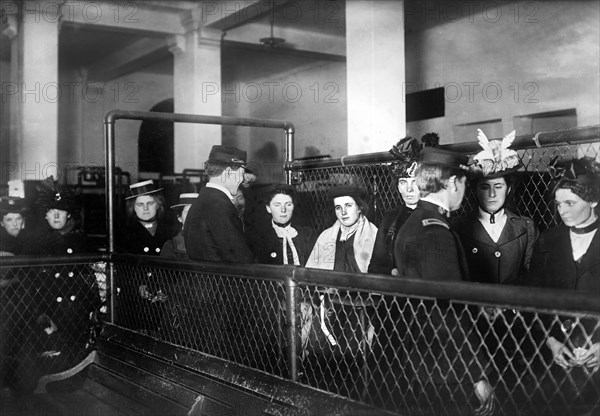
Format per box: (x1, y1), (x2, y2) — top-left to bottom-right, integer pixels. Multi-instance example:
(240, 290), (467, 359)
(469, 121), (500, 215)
(1, 379), (167, 416)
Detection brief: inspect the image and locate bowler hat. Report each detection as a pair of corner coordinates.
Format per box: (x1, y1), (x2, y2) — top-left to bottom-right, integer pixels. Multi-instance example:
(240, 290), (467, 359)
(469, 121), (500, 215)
(208, 145), (253, 173)
(328, 185), (368, 201)
(418, 147), (469, 171)
(126, 180), (163, 200)
(170, 193), (199, 209)
(0, 196), (28, 215)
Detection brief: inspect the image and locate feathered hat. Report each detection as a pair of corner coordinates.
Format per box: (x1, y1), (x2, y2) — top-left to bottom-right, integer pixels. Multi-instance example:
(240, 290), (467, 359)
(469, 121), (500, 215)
(469, 129), (522, 178)
(35, 176), (77, 212)
(389, 132), (440, 178)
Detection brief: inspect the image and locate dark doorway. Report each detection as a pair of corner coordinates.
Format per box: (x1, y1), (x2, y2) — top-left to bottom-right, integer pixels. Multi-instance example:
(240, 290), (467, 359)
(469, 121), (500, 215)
(138, 98), (174, 174)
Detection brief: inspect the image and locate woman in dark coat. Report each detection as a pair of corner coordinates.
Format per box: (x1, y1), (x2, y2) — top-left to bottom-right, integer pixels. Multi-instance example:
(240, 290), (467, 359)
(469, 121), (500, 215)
(527, 157), (600, 381)
(455, 129), (538, 285)
(117, 180), (176, 256)
(116, 180), (176, 333)
(13, 177), (99, 392)
(247, 184), (315, 266)
(368, 133), (438, 275)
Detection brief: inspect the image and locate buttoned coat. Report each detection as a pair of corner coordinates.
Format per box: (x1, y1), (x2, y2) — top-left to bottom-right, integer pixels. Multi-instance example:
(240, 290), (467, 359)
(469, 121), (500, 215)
(183, 186), (255, 263)
(368, 205), (412, 275)
(393, 200), (469, 281)
(117, 220), (175, 256)
(455, 210), (538, 285)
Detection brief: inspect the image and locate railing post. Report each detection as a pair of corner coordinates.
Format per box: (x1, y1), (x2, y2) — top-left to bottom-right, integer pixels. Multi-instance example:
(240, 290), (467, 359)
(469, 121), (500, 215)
(285, 274), (298, 381)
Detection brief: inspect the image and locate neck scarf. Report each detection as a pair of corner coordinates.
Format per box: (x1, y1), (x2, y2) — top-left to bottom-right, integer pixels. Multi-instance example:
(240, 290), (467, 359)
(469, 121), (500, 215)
(272, 220), (300, 265)
(306, 215), (378, 273)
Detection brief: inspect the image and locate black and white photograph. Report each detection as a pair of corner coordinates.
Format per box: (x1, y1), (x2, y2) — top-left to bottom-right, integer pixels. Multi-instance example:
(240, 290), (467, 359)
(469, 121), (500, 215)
(1, 1), (599, 415)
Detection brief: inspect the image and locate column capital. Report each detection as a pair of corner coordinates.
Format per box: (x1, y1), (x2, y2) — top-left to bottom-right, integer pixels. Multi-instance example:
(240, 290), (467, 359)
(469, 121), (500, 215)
(198, 27), (222, 49)
(168, 34), (186, 56)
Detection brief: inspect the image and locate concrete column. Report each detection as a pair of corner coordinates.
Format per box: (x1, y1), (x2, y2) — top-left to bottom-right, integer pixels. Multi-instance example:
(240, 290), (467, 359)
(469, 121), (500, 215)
(346, 1), (405, 155)
(10, 0), (60, 181)
(170, 10), (222, 173)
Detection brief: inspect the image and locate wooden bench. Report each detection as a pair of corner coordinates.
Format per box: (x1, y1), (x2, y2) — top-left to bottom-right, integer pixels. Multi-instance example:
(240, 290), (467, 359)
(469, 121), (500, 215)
(34, 323), (391, 416)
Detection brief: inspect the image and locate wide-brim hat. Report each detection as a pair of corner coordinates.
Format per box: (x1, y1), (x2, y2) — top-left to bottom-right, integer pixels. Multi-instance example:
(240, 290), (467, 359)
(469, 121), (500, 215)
(35, 176), (78, 213)
(390, 133), (440, 178)
(418, 147), (470, 171)
(207, 145), (253, 174)
(328, 185), (368, 201)
(170, 193), (199, 209)
(0, 196), (28, 215)
(469, 129), (522, 179)
(126, 180), (163, 200)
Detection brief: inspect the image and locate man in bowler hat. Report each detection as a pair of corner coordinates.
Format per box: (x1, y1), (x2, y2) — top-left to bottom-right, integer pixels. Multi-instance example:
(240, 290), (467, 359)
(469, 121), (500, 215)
(184, 145), (255, 262)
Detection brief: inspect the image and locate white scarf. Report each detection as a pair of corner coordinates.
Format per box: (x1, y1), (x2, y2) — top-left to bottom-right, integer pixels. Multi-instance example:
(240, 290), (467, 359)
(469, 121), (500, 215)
(306, 215), (378, 273)
(272, 221), (300, 265)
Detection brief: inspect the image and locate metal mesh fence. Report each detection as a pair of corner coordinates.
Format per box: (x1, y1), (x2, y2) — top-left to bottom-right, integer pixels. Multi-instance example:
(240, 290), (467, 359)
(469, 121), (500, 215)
(1, 255), (598, 415)
(290, 131), (600, 232)
(0, 256), (105, 393)
(113, 259), (289, 377)
(109, 256), (599, 416)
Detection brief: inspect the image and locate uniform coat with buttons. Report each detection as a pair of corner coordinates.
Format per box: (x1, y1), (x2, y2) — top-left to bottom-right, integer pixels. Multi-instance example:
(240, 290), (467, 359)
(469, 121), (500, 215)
(393, 200), (469, 281)
(117, 220), (176, 256)
(184, 187), (255, 263)
(454, 209), (538, 285)
(246, 221), (316, 266)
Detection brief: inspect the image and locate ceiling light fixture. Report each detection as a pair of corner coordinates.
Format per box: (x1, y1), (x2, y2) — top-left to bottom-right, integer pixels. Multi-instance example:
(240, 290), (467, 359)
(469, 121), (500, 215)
(259, 0), (285, 47)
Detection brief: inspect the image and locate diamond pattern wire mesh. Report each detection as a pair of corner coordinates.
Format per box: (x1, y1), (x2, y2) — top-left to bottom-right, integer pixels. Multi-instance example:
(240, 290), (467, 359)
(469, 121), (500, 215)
(0, 262), (102, 392)
(113, 262), (288, 376)
(108, 258), (600, 416)
(292, 142), (600, 232)
(294, 285), (600, 416)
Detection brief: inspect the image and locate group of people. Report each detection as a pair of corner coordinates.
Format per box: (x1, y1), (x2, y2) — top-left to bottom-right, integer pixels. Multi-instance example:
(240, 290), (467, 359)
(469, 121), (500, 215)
(1, 137), (598, 411)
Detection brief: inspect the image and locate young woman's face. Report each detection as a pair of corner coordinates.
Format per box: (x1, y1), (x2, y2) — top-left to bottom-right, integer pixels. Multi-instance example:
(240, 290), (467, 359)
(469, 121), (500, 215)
(555, 188), (598, 227)
(45, 209), (69, 230)
(1, 213), (24, 237)
(476, 177), (509, 213)
(334, 196), (361, 227)
(134, 195), (158, 221)
(397, 177), (419, 206)
(267, 194), (294, 224)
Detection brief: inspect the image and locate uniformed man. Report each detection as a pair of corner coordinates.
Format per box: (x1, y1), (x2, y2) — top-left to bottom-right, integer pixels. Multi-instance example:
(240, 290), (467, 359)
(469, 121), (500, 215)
(393, 146), (470, 281)
(392, 147), (495, 416)
(184, 145), (255, 263)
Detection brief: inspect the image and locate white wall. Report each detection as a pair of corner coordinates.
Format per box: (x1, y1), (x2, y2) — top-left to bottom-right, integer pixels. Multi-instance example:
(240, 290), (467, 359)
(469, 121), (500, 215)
(404, 0), (600, 143)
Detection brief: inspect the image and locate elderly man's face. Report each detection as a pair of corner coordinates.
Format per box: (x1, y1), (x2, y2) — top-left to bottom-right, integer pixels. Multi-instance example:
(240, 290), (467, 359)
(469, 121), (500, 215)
(1, 213), (24, 237)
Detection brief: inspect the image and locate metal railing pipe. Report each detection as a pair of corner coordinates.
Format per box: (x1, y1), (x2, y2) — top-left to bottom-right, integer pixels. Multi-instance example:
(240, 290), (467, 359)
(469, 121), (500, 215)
(285, 273), (298, 381)
(288, 124), (600, 170)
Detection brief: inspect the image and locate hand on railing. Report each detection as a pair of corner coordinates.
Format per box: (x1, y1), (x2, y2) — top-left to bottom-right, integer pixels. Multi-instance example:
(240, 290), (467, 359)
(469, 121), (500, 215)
(546, 336), (576, 368)
(576, 342), (600, 373)
(474, 379), (495, 416)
